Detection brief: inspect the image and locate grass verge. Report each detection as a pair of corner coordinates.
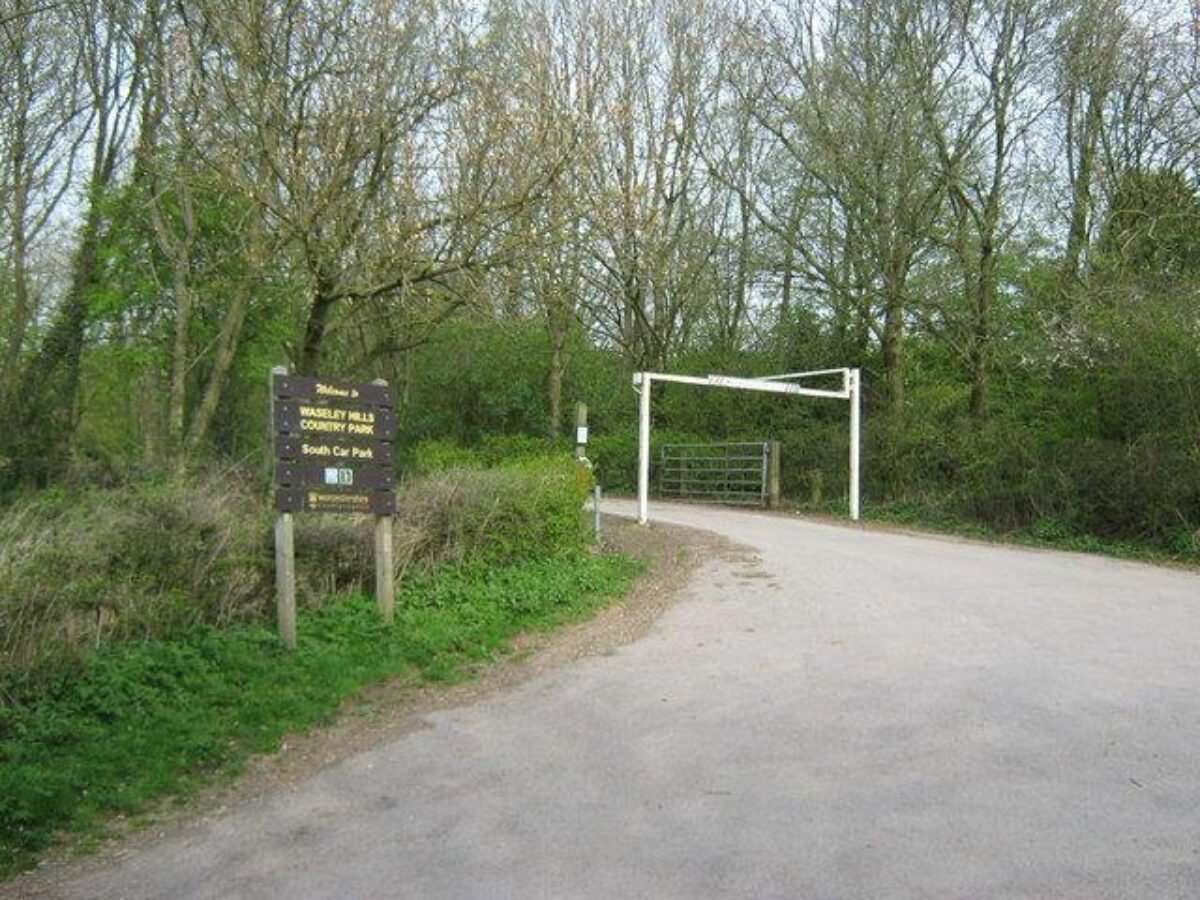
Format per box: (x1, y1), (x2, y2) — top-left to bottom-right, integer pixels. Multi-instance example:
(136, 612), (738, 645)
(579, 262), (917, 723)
(0, 551), (640, 878)
(790, 498), (1199, 568)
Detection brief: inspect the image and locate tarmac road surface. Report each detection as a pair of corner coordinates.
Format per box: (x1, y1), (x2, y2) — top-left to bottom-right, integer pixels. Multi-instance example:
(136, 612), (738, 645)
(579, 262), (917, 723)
(28, 500), (1200, 899)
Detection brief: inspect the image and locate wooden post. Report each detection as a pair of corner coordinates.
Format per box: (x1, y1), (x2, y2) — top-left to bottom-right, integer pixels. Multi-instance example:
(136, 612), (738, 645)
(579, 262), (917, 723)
(275, 511), (297, 649)
(375, 514), (394, 625)
(767, 440), (781, 509)
(271, 365), (297, 649)
(574, 402), (588, 460)
(372, 378), (395, 625)
(810, 469), (824, 507)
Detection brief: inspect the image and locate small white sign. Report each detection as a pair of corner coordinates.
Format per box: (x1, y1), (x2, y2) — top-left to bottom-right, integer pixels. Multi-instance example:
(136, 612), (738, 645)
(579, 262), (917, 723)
(323, 467), (339, 485)
(576, 426), (589, 445)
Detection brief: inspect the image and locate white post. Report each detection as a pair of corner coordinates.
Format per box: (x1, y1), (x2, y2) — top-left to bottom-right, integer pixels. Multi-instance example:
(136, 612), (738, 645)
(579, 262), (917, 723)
(637, 373), (651, 524)
(849, 368), (861, 521)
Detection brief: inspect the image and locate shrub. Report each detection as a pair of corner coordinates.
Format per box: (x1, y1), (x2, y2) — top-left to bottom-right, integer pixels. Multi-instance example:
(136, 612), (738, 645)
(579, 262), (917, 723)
(0, 475), (272, 686)
(393, 456), (591, 569)
(409, 434), (567, 476)
(0, 456), (594, 691)
(476, 433), (564, 465)
(410, 439), (485, 475)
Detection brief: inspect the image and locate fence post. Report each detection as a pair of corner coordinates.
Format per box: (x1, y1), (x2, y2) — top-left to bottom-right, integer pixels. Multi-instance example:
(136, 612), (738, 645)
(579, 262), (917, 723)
(767, 441), (781, 509)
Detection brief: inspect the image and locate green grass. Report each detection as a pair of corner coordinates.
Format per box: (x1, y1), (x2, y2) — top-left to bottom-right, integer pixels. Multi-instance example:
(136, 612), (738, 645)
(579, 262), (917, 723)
(0, 552), (641, 877)
(792, 497), (1199, 568)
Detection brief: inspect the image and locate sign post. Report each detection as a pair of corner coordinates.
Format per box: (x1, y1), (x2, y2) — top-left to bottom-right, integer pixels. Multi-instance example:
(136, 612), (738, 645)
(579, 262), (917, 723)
(270, 367), (397, 646)
(274, 507), (297, 650)
(372, 379), (395, 625)
(574, 402), (588, 460)
(270, 366), (297, 650)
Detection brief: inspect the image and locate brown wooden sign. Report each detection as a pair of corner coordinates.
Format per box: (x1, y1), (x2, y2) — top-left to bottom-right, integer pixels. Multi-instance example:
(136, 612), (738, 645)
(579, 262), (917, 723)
(270, 368), (397, 650)
(272, 373), (395, 515)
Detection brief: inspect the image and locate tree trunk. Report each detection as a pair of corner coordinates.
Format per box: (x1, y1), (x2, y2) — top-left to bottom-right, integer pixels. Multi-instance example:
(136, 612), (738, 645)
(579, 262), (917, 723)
(547, 327), (565, 440)
(546, 286), (568, 440)
(5, 207), (31, 379)
(298, 285), (337, 375)
(5, 140), (32, 382)
(881, 270), (905, 414)
(167, 260), (194, 465)
(968, 260), (992, 420)
(184, 289), (251, 461)
(1062, 89), (1104, 286)
(7, 205), (99, 483)
(969, 213), (999, 420)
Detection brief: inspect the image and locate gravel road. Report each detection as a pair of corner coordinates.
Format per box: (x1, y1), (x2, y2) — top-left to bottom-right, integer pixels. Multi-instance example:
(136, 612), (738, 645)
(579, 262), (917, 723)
(17, 500), (1200, 899)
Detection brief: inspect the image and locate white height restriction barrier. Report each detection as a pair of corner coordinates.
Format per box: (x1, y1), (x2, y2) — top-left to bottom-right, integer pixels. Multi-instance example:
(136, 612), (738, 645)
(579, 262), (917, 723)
(633, 368), (862, 525)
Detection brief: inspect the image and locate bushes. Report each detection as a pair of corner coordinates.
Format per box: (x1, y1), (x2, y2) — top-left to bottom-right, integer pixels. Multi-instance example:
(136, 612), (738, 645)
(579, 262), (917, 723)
(410, 439), (486, 474)
(847, 405), (1199, 558)
(393, 456), (592, 569)
(409, 434), (565, 475)
(0, 476), (272, 685)
(0, 456), (593, 690)
(1043, 434), (1200, 544)
(0, 453), (610, 874)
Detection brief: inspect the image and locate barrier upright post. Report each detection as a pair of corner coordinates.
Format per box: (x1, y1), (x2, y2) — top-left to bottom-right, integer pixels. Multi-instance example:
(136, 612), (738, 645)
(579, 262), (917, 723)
(849, 368), (861, 521)
(636, 373), (651, 525)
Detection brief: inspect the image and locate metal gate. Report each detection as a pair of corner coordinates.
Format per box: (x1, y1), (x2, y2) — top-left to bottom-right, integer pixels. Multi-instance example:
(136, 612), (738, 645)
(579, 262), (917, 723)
(657, 442), (769, 507)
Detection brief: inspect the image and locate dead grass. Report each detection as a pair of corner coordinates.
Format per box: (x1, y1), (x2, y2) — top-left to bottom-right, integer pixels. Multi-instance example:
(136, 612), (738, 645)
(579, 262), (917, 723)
(0, 458), (589, 692)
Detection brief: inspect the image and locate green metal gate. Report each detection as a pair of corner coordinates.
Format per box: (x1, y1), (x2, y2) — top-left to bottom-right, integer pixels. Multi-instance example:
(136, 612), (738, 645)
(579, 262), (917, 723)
(657, 442), (769, 507)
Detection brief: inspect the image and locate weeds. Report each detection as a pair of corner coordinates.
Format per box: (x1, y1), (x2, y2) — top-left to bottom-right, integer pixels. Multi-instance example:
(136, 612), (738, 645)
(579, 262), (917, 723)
(0, 457), (592, 686)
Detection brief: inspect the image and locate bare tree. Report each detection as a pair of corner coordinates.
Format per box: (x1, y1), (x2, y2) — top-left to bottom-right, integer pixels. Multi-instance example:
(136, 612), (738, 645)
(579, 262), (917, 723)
(3, 0), (148, 484)
(193, 0), (557, 377)
(748, 0), (951, 412)
(1055, 0), (1126, 285)
(578, 0), (722, 370)
(922, 0), (1057, 418)
(136, 0), (265, 469)
(0, 0), (87, 386)
(498, 0), (598, 437)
